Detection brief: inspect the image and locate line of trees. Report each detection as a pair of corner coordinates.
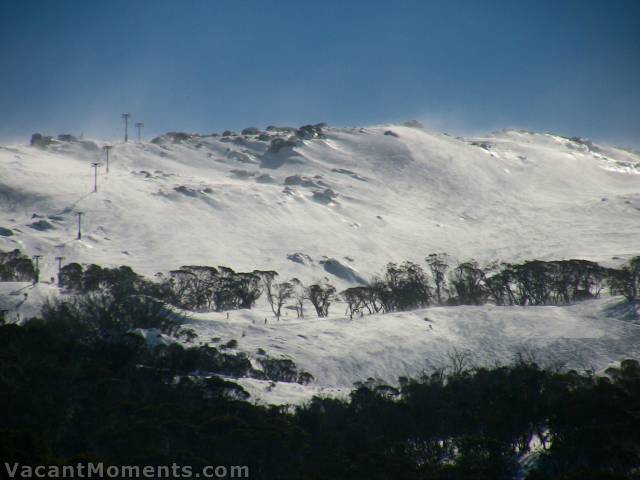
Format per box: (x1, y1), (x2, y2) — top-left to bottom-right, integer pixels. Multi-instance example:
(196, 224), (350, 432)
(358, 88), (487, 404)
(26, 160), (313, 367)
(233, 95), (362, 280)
(4, 248), (640, 319)
(56, 261), (340, 319)
(343, 255), (640, 317)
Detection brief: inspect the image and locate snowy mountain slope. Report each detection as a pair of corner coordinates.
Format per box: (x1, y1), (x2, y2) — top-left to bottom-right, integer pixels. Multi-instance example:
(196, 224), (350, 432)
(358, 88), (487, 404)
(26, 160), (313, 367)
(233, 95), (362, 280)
(2, 124), (640, 404)
(1, 125), (639, 287)
(187, 297), (640, 389)
(3, 281), (640, 406)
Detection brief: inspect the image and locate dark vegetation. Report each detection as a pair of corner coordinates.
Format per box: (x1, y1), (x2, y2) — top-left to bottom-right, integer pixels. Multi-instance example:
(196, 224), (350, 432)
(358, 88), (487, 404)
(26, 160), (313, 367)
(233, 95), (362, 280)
(343, 255), (639, 318)
(60, 255), (640, 315)
(1, 305), (639, 478)
(29, 132), (99, 150)
(3, 249), (640, 322)
(0, 249), (36, 281)
(2, 249), (640, 476)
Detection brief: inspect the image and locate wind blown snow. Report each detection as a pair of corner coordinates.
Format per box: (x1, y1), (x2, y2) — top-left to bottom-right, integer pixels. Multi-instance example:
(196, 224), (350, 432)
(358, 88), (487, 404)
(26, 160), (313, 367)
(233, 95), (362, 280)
(2, 124), (640, 404)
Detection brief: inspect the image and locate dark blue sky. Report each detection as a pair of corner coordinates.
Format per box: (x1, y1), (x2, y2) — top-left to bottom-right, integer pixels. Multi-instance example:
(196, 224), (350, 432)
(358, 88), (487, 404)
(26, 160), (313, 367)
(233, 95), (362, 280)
(1, 0), (639, 147)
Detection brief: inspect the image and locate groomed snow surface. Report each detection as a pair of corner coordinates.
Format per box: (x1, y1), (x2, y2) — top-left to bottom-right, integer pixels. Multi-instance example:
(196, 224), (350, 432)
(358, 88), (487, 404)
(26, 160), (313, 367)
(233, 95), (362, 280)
(1, 124), (640, 404)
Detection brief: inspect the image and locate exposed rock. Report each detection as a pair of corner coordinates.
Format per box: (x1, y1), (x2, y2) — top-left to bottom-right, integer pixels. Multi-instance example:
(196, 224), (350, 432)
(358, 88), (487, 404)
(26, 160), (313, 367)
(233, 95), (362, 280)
(261, 137), (304, 169)
(241, 127), (261, 135)
(266, 126), (297, 133)
(570, 137), (594, 148)
(267, 137), (298, 154)
(470, 141), (492, 151)
(151, 132), (195, 144)
(331, 168), (367, 181)
(566, 136), (606, 155)
(255, 174), (276, 184)
(296, 124), (325, 140)
(57, 134), (78, 142)
(134, 170), (152, 178)
(284, 175), (318, 188)
(29, 220), (54, 231)
(167, 132), (194, 143)
(312, 188), (338, 204)
(229, 169), (255, 179)
(30, 133), (55, 149)
(222, 130), (237, 137)
(227, 150), (256, 164)
(320, 258), (366, 284)
(174, 186), (199, 197)
(384, 130), (399, 137)
(402, 120), (424, 129)
(0, 227), (13, 237)
(287, 252), (313, 265)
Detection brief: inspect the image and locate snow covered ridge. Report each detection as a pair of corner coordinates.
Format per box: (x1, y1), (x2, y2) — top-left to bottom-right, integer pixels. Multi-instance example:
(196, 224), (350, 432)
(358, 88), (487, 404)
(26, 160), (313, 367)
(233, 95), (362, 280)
(0, 123), (639, 288)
